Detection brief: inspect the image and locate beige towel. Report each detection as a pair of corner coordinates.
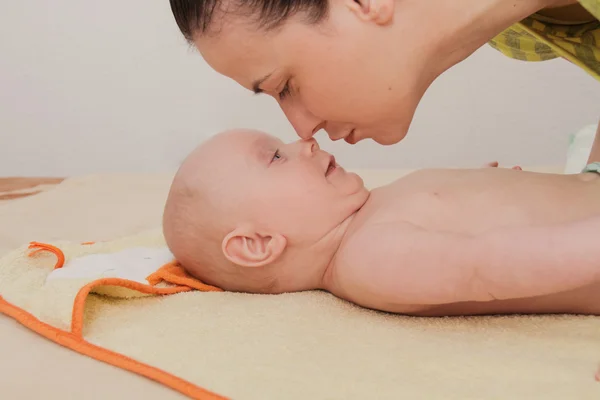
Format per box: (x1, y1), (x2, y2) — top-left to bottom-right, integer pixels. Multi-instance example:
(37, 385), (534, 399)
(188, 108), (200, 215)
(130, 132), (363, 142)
(1, 171), (598, 400)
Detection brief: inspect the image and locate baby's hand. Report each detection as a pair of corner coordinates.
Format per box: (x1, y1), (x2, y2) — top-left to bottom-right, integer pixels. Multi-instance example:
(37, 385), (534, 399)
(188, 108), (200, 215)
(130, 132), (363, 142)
(482, 161), (522, 170)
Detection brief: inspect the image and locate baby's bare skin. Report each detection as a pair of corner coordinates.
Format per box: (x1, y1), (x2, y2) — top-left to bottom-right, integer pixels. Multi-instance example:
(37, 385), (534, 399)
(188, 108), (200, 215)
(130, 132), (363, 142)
(329, 168), (600, 316)
(164, 130), (600, 317)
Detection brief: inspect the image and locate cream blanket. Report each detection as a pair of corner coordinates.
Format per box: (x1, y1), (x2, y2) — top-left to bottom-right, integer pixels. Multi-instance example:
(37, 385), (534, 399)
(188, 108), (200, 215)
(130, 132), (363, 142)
(1, 170), (599, 400)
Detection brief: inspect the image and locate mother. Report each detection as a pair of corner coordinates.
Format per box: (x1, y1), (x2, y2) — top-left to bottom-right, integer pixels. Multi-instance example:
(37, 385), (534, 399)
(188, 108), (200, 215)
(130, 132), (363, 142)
(169, 0), (600, 160)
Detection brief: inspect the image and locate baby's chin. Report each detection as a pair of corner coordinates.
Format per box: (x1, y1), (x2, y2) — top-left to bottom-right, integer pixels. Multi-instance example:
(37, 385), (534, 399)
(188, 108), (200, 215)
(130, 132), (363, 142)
(343, 171), (369, 197)
(335, 175), (370, 217)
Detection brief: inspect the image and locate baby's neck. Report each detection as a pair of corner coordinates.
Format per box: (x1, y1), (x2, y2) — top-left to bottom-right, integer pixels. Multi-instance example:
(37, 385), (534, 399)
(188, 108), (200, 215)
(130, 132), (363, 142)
(275, 213), (357, 293)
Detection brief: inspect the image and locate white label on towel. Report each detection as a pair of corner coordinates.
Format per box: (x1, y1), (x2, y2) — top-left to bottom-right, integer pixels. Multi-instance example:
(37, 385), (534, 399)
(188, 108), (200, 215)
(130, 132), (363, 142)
(46, 247), (175, 284)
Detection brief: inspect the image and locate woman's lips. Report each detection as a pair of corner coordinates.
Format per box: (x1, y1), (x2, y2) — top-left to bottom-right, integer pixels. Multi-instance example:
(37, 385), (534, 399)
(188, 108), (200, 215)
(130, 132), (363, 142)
(344, 129), (358, 144)
(330, 129), (356, 143)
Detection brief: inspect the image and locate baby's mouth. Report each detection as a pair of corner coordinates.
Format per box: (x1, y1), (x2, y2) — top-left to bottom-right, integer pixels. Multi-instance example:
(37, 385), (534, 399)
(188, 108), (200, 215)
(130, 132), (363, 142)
(325, 155), (337, 177)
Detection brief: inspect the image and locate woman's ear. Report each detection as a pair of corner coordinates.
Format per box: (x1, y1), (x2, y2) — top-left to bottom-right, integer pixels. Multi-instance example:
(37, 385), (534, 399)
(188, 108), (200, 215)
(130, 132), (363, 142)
(346, 0), (394, 25)
(222, 228), (287, 268)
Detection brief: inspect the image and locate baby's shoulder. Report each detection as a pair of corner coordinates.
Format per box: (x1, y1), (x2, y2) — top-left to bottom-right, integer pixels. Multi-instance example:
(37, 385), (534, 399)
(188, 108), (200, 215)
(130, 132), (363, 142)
(335, 219), (417, 270)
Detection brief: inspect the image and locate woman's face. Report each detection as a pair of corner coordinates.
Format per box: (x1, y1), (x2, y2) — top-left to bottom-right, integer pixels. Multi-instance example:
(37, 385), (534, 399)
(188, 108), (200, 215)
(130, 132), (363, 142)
(193, 1), (439, 145)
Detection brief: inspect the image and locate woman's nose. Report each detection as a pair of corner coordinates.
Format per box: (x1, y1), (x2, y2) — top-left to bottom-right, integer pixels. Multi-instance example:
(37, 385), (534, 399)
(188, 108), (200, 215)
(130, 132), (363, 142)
(302, 138), (319, 155)
(280, 101), (325, 140)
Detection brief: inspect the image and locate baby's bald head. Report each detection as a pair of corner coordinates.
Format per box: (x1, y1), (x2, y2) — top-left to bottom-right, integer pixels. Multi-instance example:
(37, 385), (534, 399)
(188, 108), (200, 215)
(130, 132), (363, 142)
(163, 128), (368, 293)
(162, 129), (279, 292)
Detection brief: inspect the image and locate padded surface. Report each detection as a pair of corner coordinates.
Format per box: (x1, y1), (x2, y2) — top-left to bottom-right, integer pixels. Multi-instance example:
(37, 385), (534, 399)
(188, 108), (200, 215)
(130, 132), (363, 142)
(0, 168), (569, 399)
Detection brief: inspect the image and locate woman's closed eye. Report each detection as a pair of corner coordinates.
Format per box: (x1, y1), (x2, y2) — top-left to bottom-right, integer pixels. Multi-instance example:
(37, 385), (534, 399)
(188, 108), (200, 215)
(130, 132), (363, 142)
(278, 81), (291, 101)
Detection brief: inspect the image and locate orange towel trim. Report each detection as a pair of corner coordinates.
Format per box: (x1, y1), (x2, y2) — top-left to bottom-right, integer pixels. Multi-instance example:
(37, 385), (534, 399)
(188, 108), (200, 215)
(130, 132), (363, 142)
(147, 261), (223, 292)
(81, 241), (96, 245)
(1, 243), (230, 399)
(70, 277), (193, 337)
(28, 242), (65, 269)
(0, 295), (226, 400)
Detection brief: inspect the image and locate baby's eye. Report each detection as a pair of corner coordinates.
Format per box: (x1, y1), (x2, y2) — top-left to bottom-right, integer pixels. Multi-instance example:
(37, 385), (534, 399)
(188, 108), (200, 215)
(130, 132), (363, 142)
(272, 149), (282, 162)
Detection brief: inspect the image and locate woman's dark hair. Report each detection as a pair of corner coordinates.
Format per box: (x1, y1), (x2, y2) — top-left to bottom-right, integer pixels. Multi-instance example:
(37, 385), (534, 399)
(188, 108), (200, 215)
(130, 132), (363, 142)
(169, 0), (328, 41)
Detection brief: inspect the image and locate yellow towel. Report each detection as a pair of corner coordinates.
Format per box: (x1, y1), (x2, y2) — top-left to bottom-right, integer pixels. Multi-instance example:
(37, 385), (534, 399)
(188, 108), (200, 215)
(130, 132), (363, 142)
(1, 229), (600, 399)
(489, 0), (600, 81)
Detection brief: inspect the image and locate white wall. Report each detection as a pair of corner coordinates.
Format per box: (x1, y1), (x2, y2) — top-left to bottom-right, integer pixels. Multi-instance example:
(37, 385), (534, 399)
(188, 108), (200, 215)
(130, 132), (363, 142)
(1, 0), (599, 176)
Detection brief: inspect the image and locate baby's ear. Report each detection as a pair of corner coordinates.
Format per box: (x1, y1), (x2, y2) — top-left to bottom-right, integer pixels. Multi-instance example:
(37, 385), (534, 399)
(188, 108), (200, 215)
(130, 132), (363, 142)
(222, 228), (287, 268)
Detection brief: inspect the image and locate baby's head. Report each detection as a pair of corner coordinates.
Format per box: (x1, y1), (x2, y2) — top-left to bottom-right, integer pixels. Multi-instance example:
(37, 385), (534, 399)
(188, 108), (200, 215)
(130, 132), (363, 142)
(163, 129), (369, 293)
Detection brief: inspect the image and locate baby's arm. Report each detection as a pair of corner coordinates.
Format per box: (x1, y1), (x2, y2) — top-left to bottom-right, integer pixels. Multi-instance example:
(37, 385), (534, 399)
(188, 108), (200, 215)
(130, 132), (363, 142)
(346, 216), (600, 307)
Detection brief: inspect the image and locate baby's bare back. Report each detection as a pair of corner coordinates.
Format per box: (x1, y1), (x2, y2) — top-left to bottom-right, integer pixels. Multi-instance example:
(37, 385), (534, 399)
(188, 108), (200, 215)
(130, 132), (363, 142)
(333, 168), (600, 316)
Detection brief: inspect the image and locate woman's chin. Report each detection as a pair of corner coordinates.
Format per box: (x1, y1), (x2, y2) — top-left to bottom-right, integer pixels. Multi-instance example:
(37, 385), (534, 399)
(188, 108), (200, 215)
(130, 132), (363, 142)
(371, 132), (406, 145)
(343, 128), (408, 146)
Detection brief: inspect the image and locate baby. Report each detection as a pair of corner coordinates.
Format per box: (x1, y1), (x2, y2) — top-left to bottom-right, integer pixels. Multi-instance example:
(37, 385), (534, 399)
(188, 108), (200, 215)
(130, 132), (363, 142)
(163, 129), (600, 316)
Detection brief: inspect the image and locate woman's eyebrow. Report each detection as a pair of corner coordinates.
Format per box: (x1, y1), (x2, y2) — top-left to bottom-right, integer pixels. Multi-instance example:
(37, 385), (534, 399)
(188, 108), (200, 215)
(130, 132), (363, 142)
(252, 73), (272, 94)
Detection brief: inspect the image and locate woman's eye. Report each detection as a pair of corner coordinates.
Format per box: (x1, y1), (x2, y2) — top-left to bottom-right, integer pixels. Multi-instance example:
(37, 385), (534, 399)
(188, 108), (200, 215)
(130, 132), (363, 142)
(278, 81), (291, 101)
